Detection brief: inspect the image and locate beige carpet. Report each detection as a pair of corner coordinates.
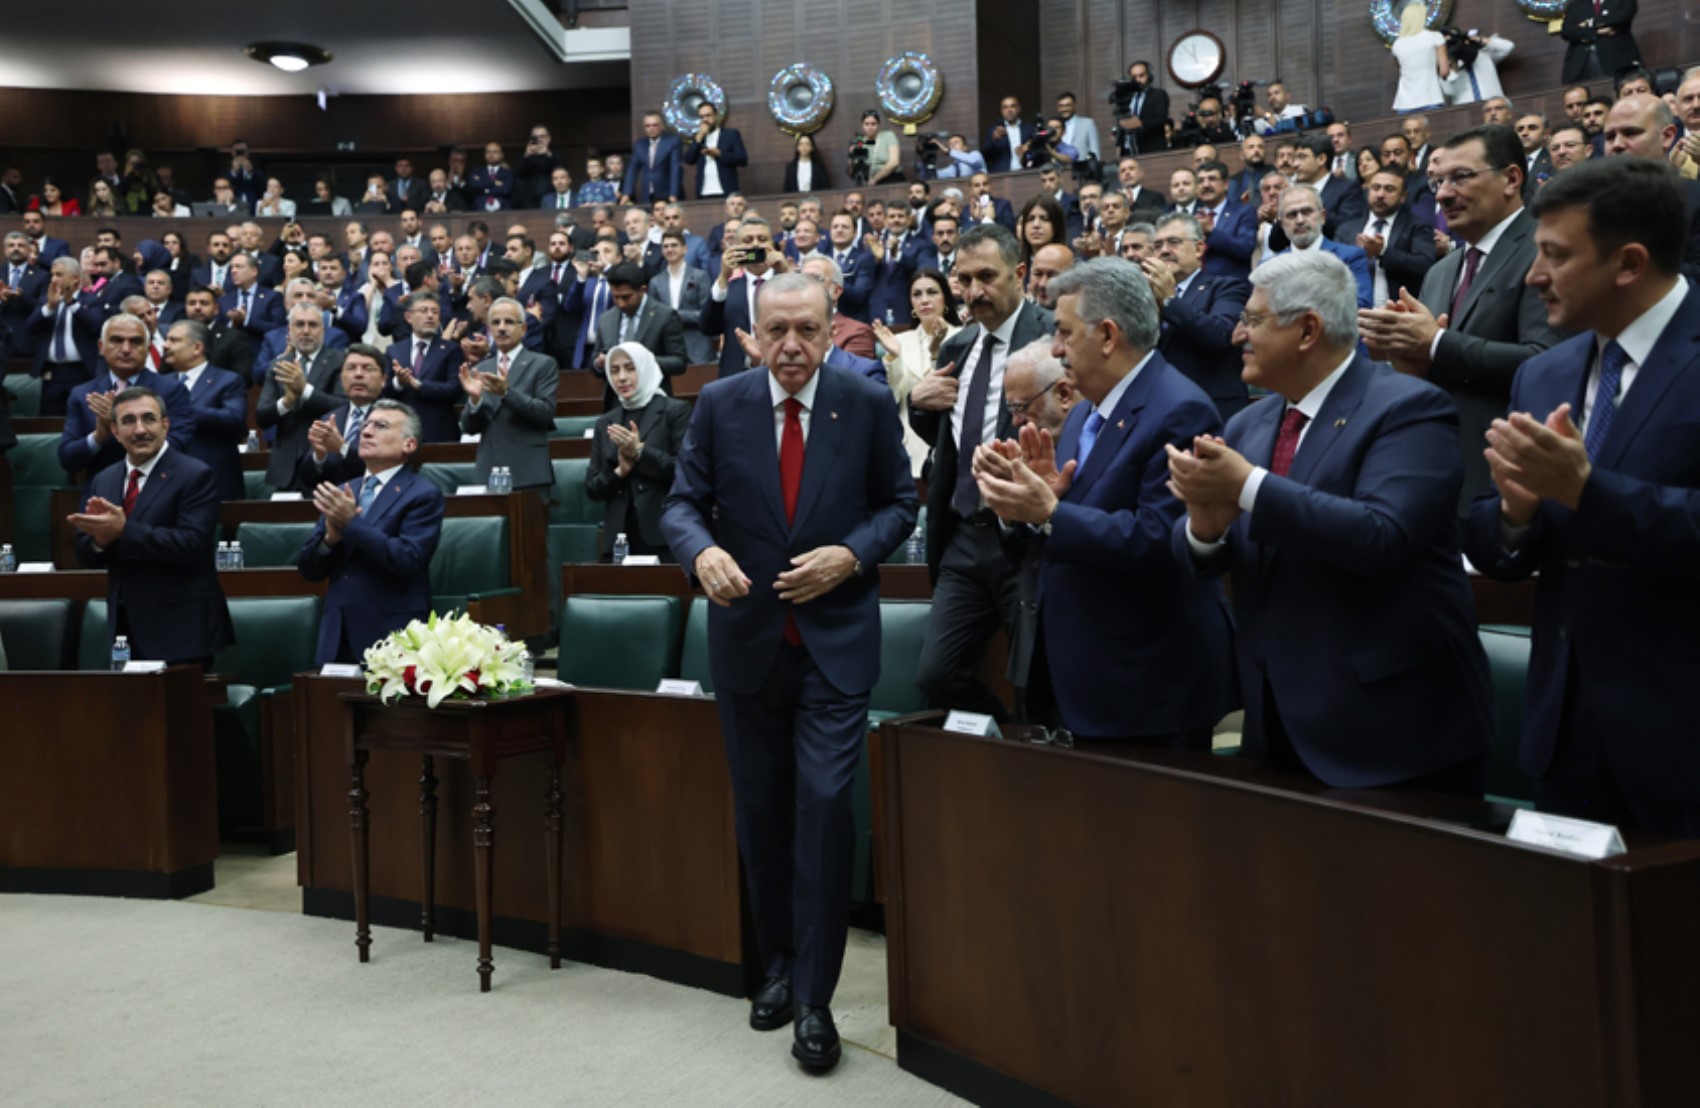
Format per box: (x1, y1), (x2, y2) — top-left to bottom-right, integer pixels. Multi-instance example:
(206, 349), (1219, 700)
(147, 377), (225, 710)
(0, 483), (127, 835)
(0, 887), (963, 1106)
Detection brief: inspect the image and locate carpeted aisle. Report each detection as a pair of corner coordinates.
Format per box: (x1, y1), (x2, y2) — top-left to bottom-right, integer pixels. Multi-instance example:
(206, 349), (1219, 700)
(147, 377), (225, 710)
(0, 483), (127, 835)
(0, 895), (963, 1106)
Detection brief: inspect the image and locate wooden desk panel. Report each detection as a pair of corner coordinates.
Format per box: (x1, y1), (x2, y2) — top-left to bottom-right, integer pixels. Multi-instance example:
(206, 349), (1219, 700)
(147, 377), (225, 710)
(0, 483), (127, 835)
(238, 439), (592, 471)
(0, 567), (325, 601)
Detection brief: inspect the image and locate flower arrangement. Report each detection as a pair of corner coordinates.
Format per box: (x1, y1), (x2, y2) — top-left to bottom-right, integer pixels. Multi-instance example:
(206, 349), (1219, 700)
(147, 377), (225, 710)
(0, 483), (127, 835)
(363, 611), (533, 708)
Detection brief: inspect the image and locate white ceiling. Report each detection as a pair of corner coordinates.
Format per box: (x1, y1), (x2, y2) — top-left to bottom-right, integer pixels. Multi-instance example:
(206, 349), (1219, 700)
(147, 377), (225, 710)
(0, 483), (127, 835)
(0, 1), (630, 96)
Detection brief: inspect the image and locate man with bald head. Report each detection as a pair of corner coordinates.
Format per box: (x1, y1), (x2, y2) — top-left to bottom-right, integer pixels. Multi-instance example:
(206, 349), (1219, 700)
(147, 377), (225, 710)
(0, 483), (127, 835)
(1604, 94), (1700, 279)
(662, 272), (915, 1075)
(59, 312), (197, 486)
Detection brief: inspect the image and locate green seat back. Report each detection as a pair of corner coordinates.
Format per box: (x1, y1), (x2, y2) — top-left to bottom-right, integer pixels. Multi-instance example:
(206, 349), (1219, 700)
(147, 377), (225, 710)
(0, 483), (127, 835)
(213, 597), (322, 690)
(10, 486), (57, 561)
(547, 523), (603, 623)
(679, 597), (714, 692)
(0, 598), (75, 669)
(3, 374), (42, 418)
(243, 470), (273, 500)
(552, 415), (599, 439)
(430, 516), (511, 614)
(10, 433), (67, 487)
(1479, 626), (1533, 806)
(79, 600), (109, 670)
(550, 457), (599, 525)
(870, 599), (931, 717)
(418, 462), (481, 496)
(234, 522), (316, 568)
(557, 595), (682, 691)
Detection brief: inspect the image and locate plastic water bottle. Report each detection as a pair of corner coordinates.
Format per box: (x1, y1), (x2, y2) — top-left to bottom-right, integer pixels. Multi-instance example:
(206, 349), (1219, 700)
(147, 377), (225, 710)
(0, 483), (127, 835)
(612, 532), (629, 565)
(217, 542), (231, 570)
(0, 543), (15, 573)
(243, 429), (260, 454)
(905, 526), (925, 565)
(111, 635), (131, 672)
(885, 308), (895, 325)
(231, 540), (245, 569)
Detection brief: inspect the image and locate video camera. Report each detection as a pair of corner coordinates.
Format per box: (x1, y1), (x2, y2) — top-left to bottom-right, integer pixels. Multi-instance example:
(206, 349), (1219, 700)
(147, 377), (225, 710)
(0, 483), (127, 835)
(917, 133), (950, 173)
(1109, 78), (1140, 118)
(847, 138), (873, 184)
(1442, 27), (1481, 73)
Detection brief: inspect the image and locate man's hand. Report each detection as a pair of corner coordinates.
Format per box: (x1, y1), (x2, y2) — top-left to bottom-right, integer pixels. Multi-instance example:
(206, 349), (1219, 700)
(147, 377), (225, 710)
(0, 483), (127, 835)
(273, 359), (307, 404)
(227, 305), (247, 326)
(307, 415), (345, 460)
(1432, 229), (1454, 256)
(1356, 232), (1386, 260)
(861, 233), (885, 262)
(458, 363), (484, 402)
(719, 246), (743, 283)
(775, 545), (857, 603)
(459, 333), (490, 366)
(312, 288), (336, 312)
(1257, 198), (1279, 225)
(734, 327), (763, 367)
(695, 546), (751, 607)
(1014, 423), (1077, 496)
(312, 481), (359, 543)
(1140, 257), (1177, 303)
(1484, 403), (1591, 517)
(87, 390), (116, 442)
(975, 451), (1058, 526)
(442, 319), (467, 343)
(1074, 232), (1104, 258)
(1165, 435), (1252, 541)
(1357, 289), (1441, 368)
(594, 352), (607, 372)
(907, 362), (958, 410)
(394, 365), (421, 390)
(67, 496), (126, 546)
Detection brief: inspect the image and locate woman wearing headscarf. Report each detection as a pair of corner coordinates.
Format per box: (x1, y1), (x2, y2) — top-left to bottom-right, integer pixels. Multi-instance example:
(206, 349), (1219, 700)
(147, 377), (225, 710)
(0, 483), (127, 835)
(585, 342), (692, 562)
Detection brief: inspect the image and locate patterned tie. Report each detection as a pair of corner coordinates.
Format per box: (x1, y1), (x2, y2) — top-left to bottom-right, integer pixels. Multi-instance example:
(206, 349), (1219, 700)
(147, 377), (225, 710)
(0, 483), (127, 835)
(498, 352), (510, 377)
(123, 468), (142, 514)
(1075, 409), (1106, 469)
(357, 474), (380, 511)
(779, 397), (805, 645)
(1271, 407), (1309, 477)
(1451, 247), (1484, 319)
(346, 406), (366, 444)
(241, 290), (252, 318)
(413, 340), (426, 371)
(552, 263), (563, 285)
(951, 335), (998, 517)
(1584, 340), (1628, 461)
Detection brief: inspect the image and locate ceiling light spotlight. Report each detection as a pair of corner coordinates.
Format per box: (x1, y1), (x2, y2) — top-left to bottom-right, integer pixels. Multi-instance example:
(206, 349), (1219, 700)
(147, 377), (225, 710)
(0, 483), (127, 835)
(246, 42), (333, 73)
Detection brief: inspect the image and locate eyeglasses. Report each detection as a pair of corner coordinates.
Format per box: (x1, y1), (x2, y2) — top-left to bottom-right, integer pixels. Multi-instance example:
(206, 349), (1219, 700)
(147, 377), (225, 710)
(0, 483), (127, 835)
(1427, 165), (1506, 191)
(1006, 377), (1060, 414)
(1237, 310), (1277, 330)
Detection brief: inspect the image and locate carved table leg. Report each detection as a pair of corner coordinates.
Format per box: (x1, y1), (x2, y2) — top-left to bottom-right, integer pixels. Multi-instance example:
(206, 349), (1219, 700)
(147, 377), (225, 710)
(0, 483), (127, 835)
(544, 760), (563, 970)
(473, 773), (495, 992)
(350, 747), (371, 963)
(419, 756), (438, 941)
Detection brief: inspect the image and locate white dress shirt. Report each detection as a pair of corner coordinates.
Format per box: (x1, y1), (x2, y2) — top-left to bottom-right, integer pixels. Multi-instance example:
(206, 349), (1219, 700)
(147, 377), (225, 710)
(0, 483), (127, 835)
(701, 128), (724, 196)
(948, 302), (1026, 447)
(768, 365), (820, 449)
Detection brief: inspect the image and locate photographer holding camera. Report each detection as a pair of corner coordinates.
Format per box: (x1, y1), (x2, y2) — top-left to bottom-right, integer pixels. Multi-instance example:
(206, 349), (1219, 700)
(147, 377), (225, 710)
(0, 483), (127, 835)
(920, 134), (988, 180)
(1111, 60), (1170, 155)
(1443, 28), (1514, 106)
(848, 111), (903, 186)
(1020, 116), (1079, 169)
(1173, 93), (1238, 150)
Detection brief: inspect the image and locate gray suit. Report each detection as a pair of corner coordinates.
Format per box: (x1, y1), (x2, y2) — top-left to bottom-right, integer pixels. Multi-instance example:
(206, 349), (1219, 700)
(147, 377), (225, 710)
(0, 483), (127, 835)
(254, 345), (347, 490)
(1417, 208), (1564, 514)
(459, 347), (560, 490)
(658, 265), (716, 366)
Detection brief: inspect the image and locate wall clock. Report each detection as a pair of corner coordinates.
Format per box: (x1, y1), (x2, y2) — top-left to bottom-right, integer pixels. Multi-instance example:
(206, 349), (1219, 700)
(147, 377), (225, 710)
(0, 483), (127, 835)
(1168, 30), (1226, 89)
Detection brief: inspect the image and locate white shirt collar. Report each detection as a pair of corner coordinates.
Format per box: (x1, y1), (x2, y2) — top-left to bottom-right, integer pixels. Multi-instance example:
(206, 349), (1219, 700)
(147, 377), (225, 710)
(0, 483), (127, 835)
(1092, 349), (1155, 419)
(1291, 351), (1357, 417)
(769, 365), (823, 410)
(130, 441), (170, 477)
(181, 361), (209, 387)
(1602, 277), (1689, 368)
(363, 462), (404, 488)
(1469, 207), (1522, 255)
(988, 301), (1025, 347)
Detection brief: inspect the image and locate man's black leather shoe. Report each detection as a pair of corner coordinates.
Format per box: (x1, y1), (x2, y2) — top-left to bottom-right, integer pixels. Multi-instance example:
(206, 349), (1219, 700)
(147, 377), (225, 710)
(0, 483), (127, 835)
(749, 977), (793, 1031)
(792, 1004), (842, 1073)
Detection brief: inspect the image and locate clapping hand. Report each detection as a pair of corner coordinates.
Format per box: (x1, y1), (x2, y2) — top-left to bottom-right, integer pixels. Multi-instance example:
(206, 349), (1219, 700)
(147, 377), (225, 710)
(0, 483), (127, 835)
(608, 420), (644, 476)
(734, 327), (764, 368)
(907, 361), (958, 411)
(306, 414), (345, 460)
(972, 441), (1059, 526)
(67, 496), (126, 545)
(273, 359), (307, 404)
(1483, 403), (1590, 520)
(312, 481), (358, 543)
(1165, 435), (1250, 542)
(457, 363), (484, 402)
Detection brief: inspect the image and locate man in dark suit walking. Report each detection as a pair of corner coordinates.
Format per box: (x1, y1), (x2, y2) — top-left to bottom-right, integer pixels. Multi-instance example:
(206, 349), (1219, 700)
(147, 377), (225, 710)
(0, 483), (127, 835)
(70, 386), (235, 667)
(1146, 213), (1252, 419)
(624, 112), (683, 205)
(162, 319), (249, 502)
(1168, 250), (1492, 792)
(682, 102), (747, 200)
(661, 273), (916, 1073)
(1358, 125), (1564, 516)
(1336, 168), (1438, 304)
(1465, 159), (1700, 836)
(909, 223), (1053, 720)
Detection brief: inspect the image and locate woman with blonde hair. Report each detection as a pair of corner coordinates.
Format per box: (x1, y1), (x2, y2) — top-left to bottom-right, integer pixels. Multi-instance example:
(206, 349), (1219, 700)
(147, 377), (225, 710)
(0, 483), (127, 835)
(1390, 2), (1450, 113)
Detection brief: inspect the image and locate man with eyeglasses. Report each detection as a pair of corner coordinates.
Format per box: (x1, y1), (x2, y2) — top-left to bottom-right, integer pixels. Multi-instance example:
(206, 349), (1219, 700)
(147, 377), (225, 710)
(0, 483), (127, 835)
(1144, 213), (1252, 419)
(1358, 124), (1564, 518)
(1265, 185), (1373, 309)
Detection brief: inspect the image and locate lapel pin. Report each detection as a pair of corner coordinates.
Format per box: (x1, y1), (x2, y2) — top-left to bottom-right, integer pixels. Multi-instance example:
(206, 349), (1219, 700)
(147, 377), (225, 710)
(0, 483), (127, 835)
(831, 411), (839, 420)
(1334, 418), (1347, 428)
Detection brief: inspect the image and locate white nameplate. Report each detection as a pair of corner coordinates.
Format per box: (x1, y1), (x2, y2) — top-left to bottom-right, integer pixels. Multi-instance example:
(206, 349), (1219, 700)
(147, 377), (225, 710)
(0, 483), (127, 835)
(459, 433), (482, 444)
(16, 562), (55, 573)
(532, 676), (573, 690)
(942, 710), (1000, 737)
(455, 485), (489, 496)
(582, 429), (595, 439)
(270, 491), (304, 502)
(1506, 810), (1626, 860)
(623, 554), (661, 566)
(655, 678), (705, 697)
(122, 660), (168, 673)
(320, 663), (364, 678)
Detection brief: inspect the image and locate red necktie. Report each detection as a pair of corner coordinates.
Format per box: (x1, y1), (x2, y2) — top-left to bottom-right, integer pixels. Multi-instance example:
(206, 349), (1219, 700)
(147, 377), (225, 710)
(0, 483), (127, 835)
(1451, 247), (1483, 320)
(123, 468), (141, 514)
(149, 343), (161, 369)
(1271, 407), (1309, 478)
(779, 397), (805, 646)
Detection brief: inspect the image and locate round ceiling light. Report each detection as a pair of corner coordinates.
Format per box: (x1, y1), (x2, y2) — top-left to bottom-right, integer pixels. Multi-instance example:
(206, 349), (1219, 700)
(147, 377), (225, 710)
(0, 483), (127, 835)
(246, 42), (333, 72)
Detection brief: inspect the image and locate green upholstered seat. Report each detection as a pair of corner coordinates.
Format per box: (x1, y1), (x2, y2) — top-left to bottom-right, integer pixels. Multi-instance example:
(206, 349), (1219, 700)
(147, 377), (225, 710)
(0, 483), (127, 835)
(418, 461), (481, 497)
(3, 374), (42, 418)
(869, 599), (931, 718)
(679, 597), (714, 693)
(0, 598), (75, 670)
(556, 594), (682, 691)
(8, 433), (70, 560)
(78, 600), (109, 671)
(1479, 625), (1534, 807)
(9, 433), (67, 487)
(234, 521), (316, 568)
(552, 415), (599, 439)
(546, 523), (603, 625)
(243, 470), (273, 500)
(549, 457), (599, 526)
(430, 515), (517, 617)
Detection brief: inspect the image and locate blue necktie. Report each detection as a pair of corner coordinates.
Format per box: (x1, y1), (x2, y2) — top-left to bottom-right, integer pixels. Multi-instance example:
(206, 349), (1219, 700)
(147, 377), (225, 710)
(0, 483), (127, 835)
(346, 406), (366, 445)
(357, 475), (380, 511)
(1584, 340), (1627, 461)
(1075, 410), (1106, 469)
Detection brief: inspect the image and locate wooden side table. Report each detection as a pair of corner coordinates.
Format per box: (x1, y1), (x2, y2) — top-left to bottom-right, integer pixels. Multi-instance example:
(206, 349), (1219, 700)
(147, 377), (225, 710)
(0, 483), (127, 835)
(341, 687), (572, 992)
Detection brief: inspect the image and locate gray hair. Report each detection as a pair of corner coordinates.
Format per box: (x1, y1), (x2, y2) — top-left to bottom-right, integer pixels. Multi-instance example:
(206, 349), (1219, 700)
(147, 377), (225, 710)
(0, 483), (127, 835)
(1044, 257), (1161, 353)
(1154, 213), (1202, 243)
(1249, 250), (1360, 346)
(100, 311), (148, 343)
(1126, 221), (1157, 239)
(738, 214), (771, 237)
(1006, 337), (1065, 390)
(288, 301), (324, 324)
(755, 271), (829, 320)
(284, 276), (317, 298)
(941, 187), (965, 203)
(489, 295), (526, 319)
(121, 294), (152, 316)
(800, 195), (821, 209)
(801, 253), (844, 289)
(169, 319), (211, 351)
(4, 231), (27, 246)
(372, 398), (422, 443)
(144, 268), (171, 282)
(957, 222), (1020, 268)
(51, 256), (82, 278)
(469, 276), (505, 302)
(1279, 184), (1324, 213)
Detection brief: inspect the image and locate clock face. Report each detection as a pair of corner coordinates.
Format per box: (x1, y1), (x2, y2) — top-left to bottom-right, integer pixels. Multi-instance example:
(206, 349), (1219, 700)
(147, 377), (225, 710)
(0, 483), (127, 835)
(1169, 31), (1225, 89)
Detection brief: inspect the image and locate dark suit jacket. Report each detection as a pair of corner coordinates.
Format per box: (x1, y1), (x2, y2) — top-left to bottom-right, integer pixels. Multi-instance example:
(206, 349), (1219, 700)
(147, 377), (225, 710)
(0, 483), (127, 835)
(1417, 208), (1564, 513)
(1561, 0), (1640, 83)
(1198, 201), (1258, 279)
(390, 177), (429, 213)
(982, 119), (1028, 174)
(868, 235), (926, 325)
(384, 335), (464, 444)
(585, 394), (692, 557)
(781, 157), (832, 194)
(1318, 174), (1368, 230)
(0, 264), (50, 357)
(700, 276), (764, 378)
(625, 135), (684, 204)
(176, 365), (250, 501)
(298, 466), (446, 665)
(1159, 273), (1252, 417)
(683, 127), (748, 198)
(75, 446), (235, 663)
(661, 362), (918, 696)
(962, 196), (1018, 234)
(1462, 284), (1700, 816)
(655, 265), (716, 365)
(467, 165), (515, 211)
(31, 236), (70, 265)
(252, 321), (350, 385)
(910, 301), (1055, 578)
(1120, 85), (1171, 155)
(255, 346), (348, 489)
(204, 318), (256, 382)
(1033, 355), (1236, 740)
(460, 347), (559, 489)
(59, 368), (198, 483)
(1174, 355), (1492, 787)
(217, 284), (284, 340)
(1335, 208), (1438, 303)
(26, 295), (102, 379)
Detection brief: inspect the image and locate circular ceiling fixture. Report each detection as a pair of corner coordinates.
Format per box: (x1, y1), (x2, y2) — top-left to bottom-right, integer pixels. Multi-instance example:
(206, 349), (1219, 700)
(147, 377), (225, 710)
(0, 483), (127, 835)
(245, 42), (333, 72)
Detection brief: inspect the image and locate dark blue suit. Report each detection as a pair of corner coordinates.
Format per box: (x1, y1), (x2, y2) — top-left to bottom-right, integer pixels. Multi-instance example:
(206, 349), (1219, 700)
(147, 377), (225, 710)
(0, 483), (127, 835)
(466, 165), (515, 211)
(31, 236), (70, 265)
(823, 343), (885, 385)
(60, 368), (198, 486)
(297, 466), (446, 665)
(963, 196), (1018, 232)
(867, 235), (925, 326)
(217, 284), (284, 341)
(1159, 273), (1252, 419)
(624, 134), (684, 205)
(383, 335), (464, 443)
(822, 244), (875, 322)
(699, 276), (760, 377)
(175, 365), (249, 502)
(25, 296), (103, 415)
(982, 120), (1026, 174)
(1462, 284), (1700, 834)
(1174, 355), (1492, 788)
(74, 446), (234, 664)
(682, 127), (747, 198)
(1268, 240), (1374, 309)
(1197, 201), (1258, 280)
(1035, 356), (1237, 741)
(661, 361), (917, 1007)
(327, 284), (369, 344)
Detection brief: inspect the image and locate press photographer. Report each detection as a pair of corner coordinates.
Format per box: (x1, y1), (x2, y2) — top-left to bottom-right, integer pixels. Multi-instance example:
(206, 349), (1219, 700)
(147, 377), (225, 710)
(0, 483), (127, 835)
(1110, 60), (1170, 154)
(1443, 27), (1514, 105)
(918, 133), (988, 179)
(1019, 117), (1079, 169)
(1172, 89), (1238, 149)
(846, 110), (903, 186)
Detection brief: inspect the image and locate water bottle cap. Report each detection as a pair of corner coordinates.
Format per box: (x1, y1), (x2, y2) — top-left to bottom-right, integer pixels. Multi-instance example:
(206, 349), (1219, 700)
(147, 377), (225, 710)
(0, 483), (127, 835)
(616, 532), (627, 541)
